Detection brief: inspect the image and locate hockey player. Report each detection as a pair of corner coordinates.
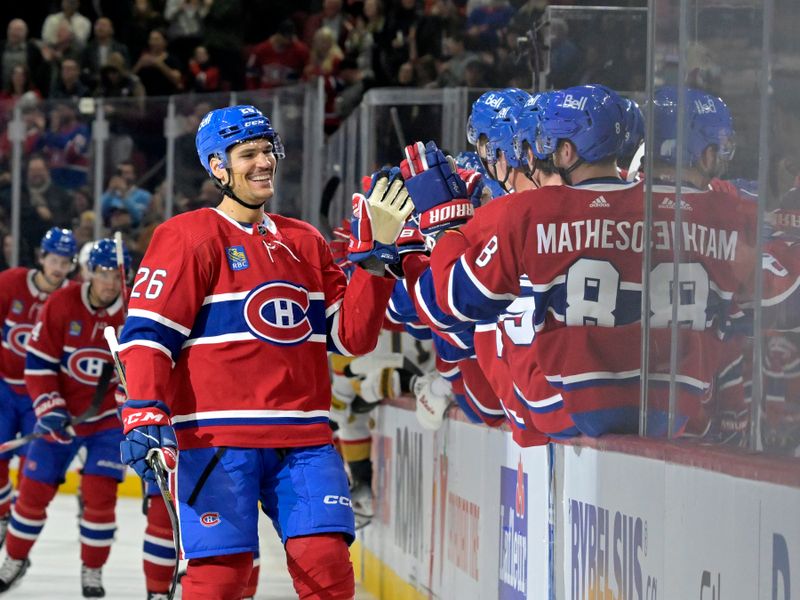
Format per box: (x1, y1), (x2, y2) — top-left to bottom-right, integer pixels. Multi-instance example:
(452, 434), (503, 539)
(402, 84), (762, 437)
(0, 238), (129, 597)
(0, 227), (77, 548)
(117, 105), (411, 599)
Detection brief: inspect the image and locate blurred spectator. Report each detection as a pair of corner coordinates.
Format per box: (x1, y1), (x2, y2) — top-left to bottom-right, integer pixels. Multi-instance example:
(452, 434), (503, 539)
(344, 0), (390, 84)
(133, 29), (184, 96)
(116, 160), (152, 221)
(41, 0), (92, 48)
(436, 30), (478, 86)
(462, 56), (489, 87)
(334, 55), (366, 120)
(303, 0), (354, 48)
(35, 102), (90, 190)
(547, 18), (580, 89)
(203, 0), (245, 91)
(1, 19), (45, 92)
(1, 232), (12, 269)
(40, 22), (83, 96)
(80, 17), (130, 89)
(508, 0), (547, 36)
(74, 211), (95, 250)
(412, 0), (459, 61)
(465, 0), (514, 49)
(95, 51), (146, 99)
(187, 45), (220, 92)
(304, 27), (344, 80)
(22, 154), (73, 233)
(0, 65), (41, 111)
(385, 0), (419, 75)
(69, 185), (92, 221)
(128, 0), (168, 65)
(184, 178), (219, 212)
(101, 173), (142, 228)
(0, 104), (46, 169)
(165, 0), (209, 65)
(50, 57), (90, 100)
(245, 19), (309, 90)
(174, 100), (211, 198)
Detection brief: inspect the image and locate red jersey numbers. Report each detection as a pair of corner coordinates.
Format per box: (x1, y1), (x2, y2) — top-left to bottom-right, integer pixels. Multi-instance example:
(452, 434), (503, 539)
(131, 268), (168, 300)
(244, 282), (314, 346)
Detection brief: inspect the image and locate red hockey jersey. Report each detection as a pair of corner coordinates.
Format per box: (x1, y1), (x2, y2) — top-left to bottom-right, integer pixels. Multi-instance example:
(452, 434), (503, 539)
(24, 282), (124, 436)
(427, 180), (773, 436)
(119, 208), (394, 450)
(0, 268), (69, 394)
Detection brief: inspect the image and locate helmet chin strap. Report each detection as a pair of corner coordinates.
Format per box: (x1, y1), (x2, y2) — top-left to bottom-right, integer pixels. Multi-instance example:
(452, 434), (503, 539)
(556, 157), (584, 186)
(214, 165), (276, 210)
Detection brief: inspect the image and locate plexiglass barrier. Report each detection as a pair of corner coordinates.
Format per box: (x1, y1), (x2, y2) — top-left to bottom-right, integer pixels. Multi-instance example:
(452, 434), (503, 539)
(2, 1), (798, 459)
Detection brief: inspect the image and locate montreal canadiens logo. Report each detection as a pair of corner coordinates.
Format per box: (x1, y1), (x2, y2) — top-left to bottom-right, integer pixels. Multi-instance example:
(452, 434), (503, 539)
(200, 512), (220, 527)
(7, 324), (34, 357)
(243, 282), (313, 346)
(67, 348), (112, 385)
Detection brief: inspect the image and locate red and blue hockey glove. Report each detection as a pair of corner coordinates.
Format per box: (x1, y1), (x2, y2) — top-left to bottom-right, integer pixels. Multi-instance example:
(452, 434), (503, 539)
(400, 141), (475, 235)
(33, 392), (74, 444)
(348, 167), (415, 273)
(120, 400), (178, 483)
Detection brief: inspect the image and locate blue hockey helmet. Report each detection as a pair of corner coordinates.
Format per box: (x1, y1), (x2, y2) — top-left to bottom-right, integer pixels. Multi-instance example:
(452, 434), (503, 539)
(467, 89), (528, 168)
(40, 227), (77, 258)
(195, 105), (285, 179)
(620, 97), (644, 157)
(535, 85), (625, 163)
(651, 86), (735, 167)
(87, 238), (131, 272)
(513, 91), (555, 162)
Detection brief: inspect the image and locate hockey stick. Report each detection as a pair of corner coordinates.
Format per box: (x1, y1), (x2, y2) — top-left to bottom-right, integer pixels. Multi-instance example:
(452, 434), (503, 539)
(0, 362), (114, 454)
(104, 326), (181, 600)
(113, 232), (128, 317)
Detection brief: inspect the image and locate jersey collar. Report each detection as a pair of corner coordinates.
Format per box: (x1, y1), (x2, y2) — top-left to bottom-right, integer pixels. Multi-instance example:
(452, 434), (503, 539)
(211, 207), (277, 236)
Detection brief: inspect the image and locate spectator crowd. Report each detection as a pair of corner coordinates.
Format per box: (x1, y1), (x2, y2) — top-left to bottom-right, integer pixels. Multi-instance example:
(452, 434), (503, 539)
(0, 0), (645, 269)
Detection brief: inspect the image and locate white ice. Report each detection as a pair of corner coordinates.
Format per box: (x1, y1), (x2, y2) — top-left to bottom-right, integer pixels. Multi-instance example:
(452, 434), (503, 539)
(1, 494), (374, 599)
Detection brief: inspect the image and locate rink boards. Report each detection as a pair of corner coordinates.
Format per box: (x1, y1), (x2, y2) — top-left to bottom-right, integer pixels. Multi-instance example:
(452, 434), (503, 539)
(353, 401), (800, 600)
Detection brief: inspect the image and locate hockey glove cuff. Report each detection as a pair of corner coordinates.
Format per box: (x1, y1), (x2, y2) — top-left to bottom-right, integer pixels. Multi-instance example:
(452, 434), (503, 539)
(33, 392), (74, 444)
(120, 400), (177, 483)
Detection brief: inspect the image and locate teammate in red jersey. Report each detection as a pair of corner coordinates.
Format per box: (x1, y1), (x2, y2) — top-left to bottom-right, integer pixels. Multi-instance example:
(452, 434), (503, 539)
(117, 105), (411, 599)
(401, 84), (767, 438)
(0, 238), (129, 597)
(0, 227), (77, 549)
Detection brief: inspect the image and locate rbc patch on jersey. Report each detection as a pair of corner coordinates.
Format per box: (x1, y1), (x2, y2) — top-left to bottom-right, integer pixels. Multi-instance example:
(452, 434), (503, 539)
(226, 246), (249, 271)
(10, 300), (23, 315)
(68, 321), (82, 336)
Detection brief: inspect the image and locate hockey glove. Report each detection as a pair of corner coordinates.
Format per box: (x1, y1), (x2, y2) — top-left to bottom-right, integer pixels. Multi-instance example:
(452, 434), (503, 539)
(33, 392), (74, 444)
(386, 220), (428, 278)
(400, 141), (475, 235)
(120, 400), (178, 483)
(348, 167), (415, 271)
(413, 372), (452, 431)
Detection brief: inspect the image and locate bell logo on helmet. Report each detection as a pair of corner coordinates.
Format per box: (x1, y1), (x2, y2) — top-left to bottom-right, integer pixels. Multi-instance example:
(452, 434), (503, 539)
(561, 94), (588, 111)
(484, 93), (504, 109)
(199, 113), (212, 129)
(694, 98), (718, 114)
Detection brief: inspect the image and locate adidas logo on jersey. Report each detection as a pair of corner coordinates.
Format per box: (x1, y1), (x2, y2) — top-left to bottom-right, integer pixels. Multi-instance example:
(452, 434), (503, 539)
(658, 197), (693, 211)
(589, 196), (610, 208)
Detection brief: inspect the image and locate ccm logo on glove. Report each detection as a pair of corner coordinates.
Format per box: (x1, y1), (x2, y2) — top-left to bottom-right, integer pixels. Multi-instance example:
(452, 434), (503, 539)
(122, 410), (167, 428)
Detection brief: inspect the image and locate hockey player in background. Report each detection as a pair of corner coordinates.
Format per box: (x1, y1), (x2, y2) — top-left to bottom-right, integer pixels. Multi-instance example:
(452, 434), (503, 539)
(401, 84), (765, 438)
(117, 105), (412, 599)
(0, 227), (77, 549)
(0, 239), (129, 597)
